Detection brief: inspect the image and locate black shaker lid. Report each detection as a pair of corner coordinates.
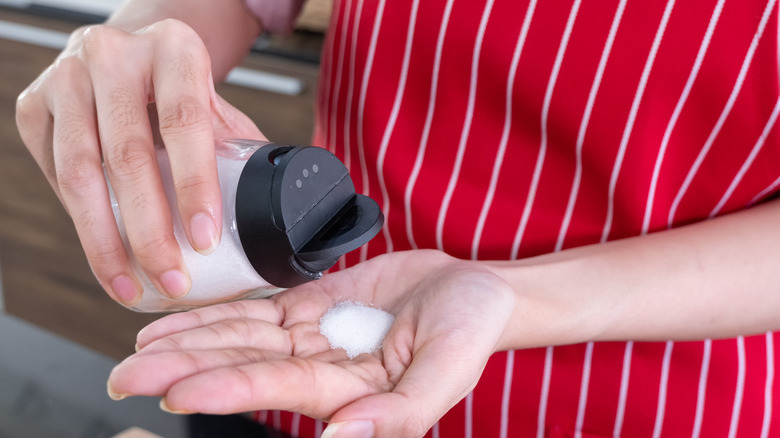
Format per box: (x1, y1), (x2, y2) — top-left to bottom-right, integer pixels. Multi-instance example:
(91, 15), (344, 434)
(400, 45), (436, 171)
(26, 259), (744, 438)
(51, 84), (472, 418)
(235, 143), (384, 288)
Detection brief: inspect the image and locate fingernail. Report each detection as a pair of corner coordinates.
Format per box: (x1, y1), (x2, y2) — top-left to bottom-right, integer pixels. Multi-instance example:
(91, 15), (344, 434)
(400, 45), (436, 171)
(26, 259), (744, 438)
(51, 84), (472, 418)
(160, 398), (192, 414)
(107, 382), (128, 401)
(159, 269), (191, 298)
(322, 421), (375, 438)
(190, 212), (218, 255)
(134, 342), (141, 352)
(111, 274), (139, 305)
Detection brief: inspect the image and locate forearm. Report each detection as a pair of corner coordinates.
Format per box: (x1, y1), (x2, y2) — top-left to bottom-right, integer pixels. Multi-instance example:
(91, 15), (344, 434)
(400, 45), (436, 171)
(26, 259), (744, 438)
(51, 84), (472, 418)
(489, 198), (780, 351)
(106, 0), (262, 81)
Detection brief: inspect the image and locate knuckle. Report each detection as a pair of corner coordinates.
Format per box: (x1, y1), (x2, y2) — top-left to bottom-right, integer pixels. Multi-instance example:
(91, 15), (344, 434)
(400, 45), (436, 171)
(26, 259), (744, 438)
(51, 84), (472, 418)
(158, 98), (210, 134)
(172, 173), (211, 197)
(56, 153), (101, 195)
(86, 238), (127, 273)
(46, 59), (94, 105)
(155, 336), (184, 353)
(148, 19), (211, 78)
(65, 25), (96, 51)
(221, 319), (254, 342)
(285, 357), (323, 414)
(15, 88), (38, 119)
(131, 193), (150, 211)
(49, 55), (85, 85)
(104, 142), (155, 179)
(80, 24), (124, 57)
(132, 233), (176, 264)
(15, 87), (46, 133)
(148, 18), (199, 40)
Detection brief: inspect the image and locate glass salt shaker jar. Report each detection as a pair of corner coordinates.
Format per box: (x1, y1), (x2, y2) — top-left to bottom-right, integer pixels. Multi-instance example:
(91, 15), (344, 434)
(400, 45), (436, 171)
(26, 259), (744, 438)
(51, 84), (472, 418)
(107, 139), (384, 312)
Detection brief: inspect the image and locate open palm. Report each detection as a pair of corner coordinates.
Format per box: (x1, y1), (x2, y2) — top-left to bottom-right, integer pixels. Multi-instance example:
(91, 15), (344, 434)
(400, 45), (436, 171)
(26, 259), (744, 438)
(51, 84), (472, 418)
(108, 249), (516, 437)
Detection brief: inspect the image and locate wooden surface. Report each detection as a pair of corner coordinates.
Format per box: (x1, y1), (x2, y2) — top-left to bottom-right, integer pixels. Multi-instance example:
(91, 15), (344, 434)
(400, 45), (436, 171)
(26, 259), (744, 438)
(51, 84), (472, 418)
(0, 10), (318, 360)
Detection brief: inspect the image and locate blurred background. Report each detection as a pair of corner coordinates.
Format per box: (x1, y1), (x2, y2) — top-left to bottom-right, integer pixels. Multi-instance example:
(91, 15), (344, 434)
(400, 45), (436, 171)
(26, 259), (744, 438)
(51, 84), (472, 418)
(0, 1), (328, 436)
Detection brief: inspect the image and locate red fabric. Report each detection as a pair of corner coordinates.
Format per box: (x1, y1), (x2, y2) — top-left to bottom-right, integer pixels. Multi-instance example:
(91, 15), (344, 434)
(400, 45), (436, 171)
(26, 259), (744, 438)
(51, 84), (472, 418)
(252, 0), (780, 436)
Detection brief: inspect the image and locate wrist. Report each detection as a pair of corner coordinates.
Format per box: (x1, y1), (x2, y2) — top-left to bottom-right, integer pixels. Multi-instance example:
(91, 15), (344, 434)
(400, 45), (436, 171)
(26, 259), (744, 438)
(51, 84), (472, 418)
(484, 254), (610, 352)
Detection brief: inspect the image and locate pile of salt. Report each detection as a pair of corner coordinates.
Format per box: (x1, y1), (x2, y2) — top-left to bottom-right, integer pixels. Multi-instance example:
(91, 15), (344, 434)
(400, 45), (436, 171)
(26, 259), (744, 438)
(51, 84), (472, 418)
(319, 301), (395, 359)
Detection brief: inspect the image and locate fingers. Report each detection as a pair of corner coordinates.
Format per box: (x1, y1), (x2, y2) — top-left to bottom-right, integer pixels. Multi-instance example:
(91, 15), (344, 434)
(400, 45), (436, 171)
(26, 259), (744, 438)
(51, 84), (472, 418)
(111, 292), (388, 418)
(139, 318), (292, 355)
(324, 332), (483, 438)
(109, 348), (289, 400)
(16, 66), (61, 205)
(136, 300), (284, 348)
(16, 19), (237, 305)
(147, 19), (221, 255)
(112, 326), (385, 419)
(17, 52), (144, 305)
(109, 348), (384, 418)
(47, 57), (143, 305)
(158, 355), (389, 418)
(83, 25), (190, 299)
(112, 301), (295, 400)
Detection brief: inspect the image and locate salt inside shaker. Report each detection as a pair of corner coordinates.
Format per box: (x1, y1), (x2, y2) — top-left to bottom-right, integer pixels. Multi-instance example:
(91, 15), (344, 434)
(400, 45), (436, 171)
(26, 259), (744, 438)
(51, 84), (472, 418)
(107, 139), (384, 312)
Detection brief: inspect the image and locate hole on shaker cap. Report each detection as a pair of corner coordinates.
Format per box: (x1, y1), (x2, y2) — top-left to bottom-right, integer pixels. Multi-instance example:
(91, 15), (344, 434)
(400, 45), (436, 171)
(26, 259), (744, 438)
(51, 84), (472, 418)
(268, 147), (293, 166)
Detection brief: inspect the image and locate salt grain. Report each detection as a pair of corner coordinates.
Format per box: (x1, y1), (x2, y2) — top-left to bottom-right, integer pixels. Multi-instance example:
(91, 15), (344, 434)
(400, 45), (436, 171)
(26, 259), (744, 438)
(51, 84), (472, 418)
(319, 301), (395, 359)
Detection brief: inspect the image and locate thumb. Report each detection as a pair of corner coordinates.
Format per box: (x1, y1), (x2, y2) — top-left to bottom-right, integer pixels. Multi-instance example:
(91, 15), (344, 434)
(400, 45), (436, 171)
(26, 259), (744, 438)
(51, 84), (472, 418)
(323, 392), (446, 438)
(323, 344), (487, 438)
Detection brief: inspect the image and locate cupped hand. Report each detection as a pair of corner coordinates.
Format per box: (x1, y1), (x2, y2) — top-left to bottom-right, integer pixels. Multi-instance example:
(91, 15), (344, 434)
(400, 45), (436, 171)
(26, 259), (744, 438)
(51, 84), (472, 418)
(107, 250), (516, 437)
(15, 19), (264, 305)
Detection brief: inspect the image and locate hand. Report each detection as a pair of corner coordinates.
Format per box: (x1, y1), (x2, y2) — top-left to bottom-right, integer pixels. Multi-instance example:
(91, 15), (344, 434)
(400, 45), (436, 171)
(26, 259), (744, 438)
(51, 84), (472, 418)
(107, 250), (516, 437)
(15, 19), (264, 305)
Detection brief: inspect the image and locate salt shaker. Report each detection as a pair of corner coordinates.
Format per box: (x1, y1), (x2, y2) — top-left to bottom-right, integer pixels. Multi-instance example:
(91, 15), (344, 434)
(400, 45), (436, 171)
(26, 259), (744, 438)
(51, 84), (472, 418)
(107, 139), (384, 312)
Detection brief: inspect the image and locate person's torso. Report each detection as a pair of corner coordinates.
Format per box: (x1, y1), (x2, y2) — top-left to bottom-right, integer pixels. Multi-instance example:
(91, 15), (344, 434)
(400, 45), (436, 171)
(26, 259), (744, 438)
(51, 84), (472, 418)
(270, 0), (780, 436)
